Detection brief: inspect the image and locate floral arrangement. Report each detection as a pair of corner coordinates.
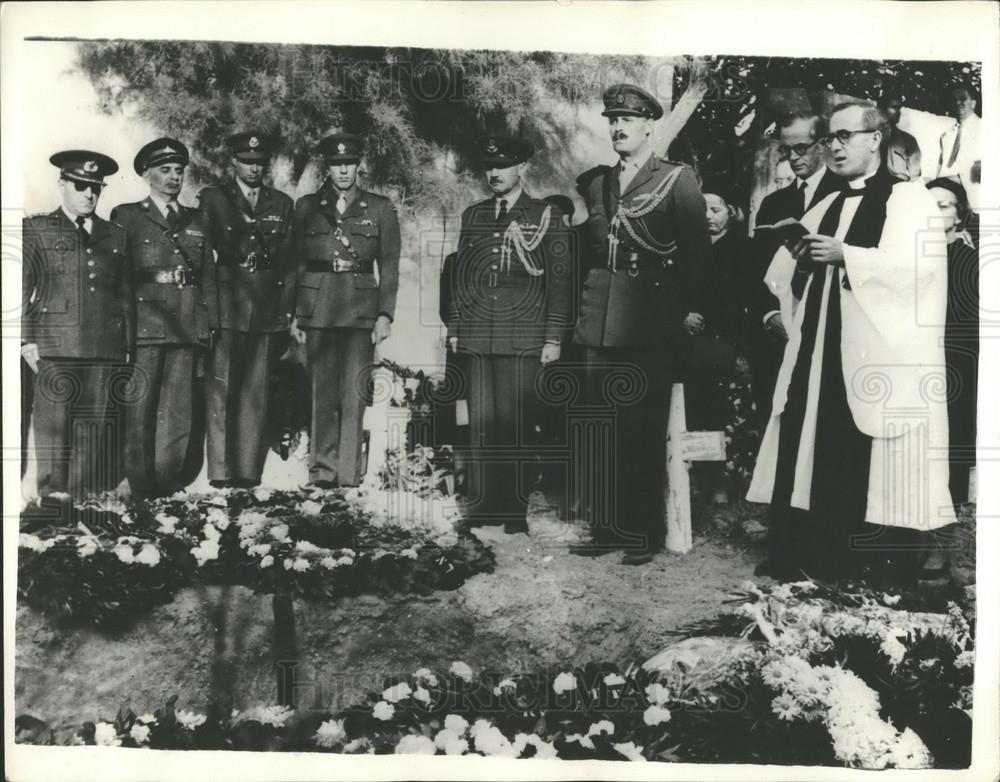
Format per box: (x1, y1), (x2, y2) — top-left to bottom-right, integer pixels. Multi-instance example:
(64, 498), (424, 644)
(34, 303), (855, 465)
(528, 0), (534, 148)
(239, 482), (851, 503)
(17, 484), (493, 630)
(18, 580), (974, 768)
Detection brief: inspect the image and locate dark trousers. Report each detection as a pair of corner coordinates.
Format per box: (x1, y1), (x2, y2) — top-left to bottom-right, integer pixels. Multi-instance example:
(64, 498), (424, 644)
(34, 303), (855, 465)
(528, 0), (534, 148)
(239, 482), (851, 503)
(207, 329), (282, 484)
(32, 359), (116, 497)
(461, 352), (544, 524)
(125, 344), (206, 498)
(305, 328), (373, 486)
(748, 331), (783, 427)
(573, 346), (671, 554)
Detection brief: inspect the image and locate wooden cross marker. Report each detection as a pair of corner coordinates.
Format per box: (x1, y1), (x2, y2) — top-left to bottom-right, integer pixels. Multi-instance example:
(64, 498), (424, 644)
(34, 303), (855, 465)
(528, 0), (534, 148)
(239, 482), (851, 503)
(665, 382), (727, 553)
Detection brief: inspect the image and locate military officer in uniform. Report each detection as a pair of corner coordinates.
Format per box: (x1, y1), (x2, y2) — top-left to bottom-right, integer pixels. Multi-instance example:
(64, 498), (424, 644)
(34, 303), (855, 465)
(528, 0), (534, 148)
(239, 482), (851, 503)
(199, 130), (294, 488)
(570, 84), (711, 565)
(446, 136), (572, 533)
(22, 150), (134, 498)
(112, 138), (218, 498)
(289, 132), (400, 489)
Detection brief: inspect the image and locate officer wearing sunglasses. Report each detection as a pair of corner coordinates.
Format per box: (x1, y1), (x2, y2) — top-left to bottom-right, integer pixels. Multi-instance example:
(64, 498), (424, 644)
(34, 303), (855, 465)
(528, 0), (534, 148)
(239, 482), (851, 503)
(21, 150), (134, 500)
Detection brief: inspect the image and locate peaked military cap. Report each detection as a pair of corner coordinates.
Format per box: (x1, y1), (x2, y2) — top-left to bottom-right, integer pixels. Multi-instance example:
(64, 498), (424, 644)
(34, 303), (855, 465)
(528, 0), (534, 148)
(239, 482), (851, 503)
(318, 133), (363, 164)
(134, 137), (190, 174)
(480, 135), (534, 168)
(601, 83), (664, 120)
(227, 130), (274, 162)
(50, 150), (118, 185)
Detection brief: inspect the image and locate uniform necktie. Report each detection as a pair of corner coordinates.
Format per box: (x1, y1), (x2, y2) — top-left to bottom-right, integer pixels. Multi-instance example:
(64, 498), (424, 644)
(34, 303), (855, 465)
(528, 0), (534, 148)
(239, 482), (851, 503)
(496, 199), (508, 221)
(947, 122), (963, 168)
(247, 189), (258, 210)
(74, 215), (89, 239)
(336, 193), (348, 215)
(166, 203), (180, 230)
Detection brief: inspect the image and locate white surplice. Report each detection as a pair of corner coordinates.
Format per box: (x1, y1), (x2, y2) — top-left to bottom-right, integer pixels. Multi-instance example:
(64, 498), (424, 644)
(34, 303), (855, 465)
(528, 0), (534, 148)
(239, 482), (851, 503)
(747, 179), (957, 531)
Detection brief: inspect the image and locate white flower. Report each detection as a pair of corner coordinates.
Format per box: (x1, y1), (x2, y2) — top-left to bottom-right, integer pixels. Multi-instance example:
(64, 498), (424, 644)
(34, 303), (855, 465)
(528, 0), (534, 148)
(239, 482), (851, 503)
(882, 593), (902, 606)
(175, 710), (207, 731)
(587, 719), (614, 737)
(444, 714), (468, 733)
(412, 686), (431, 704)
(237, 511), (268, 538)
(434, 729), (468, 755)
(372, 701), (395, 721)
(645, 682), (671, 705)
(137, 713), (156, 724)
(643, 705), (671, 726)
(471, 723), (517, 757)
(260, 555), (274, 568)
(880, 629), (908, 668)
(270, 523), (290, 542)
(492, 677), (516, 696)
(413, 667), (439, 686)
(283, 558), (293, 570)
(19, 533), (53, 552)
(206, 507), (230, 529)
(552, 671), (577, 695)
(399, 547), (419, 560)
(292, 558), (310, 572)
(94, 722), (121, 746)
(77, 536), (99, 558)
(396, 734), (436, 755)
(955, 650), (974, 669)
(155, 513), (179, 534)
(382, 682), (413, 703)
(521, 733), (558, 759)
(892, 727), (932, 769)
(299, 500), (323, 517)
(249, 543), (271, 557)
(603, 672), (626, 687)
(245, 705), (293, 727)
(203, 523), (222, 541)
(295, 540), (321, 554)
(314, 719), (346, 748)
(612, 741), (646, 761)
(771, 693), (801, 721)
(192, 538), (220, 566)
(113, 543), (135, 564)
(135, 544), (161, 567)
(449, 661), (474, 682)
(208, 494), (228, 506)
(253, 487), (272, 502)
(129, 723), (151, 745)
(336, 556), (354, 567)
(343, 737), (370, 753)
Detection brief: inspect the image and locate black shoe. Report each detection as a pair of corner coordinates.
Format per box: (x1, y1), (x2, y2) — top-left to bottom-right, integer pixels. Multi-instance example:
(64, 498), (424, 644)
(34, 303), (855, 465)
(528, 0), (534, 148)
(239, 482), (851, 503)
(621, 551), (655, 566)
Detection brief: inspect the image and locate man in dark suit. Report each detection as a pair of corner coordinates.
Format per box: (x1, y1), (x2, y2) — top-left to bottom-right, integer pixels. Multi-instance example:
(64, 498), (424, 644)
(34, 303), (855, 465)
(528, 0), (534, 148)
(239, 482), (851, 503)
(570, 84), (712, 565)
(112, 138), (218, 498)
(199, 130), (294, 488)
(748, 112), (842, 425)
(289, 132), (400, 489)
(446, 135), (572, 533)
(21, 150), (134, 498)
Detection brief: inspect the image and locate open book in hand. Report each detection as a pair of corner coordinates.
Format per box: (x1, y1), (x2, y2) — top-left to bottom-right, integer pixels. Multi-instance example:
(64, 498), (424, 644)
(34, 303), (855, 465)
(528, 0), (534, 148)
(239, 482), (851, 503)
(756, 217), (809, 246)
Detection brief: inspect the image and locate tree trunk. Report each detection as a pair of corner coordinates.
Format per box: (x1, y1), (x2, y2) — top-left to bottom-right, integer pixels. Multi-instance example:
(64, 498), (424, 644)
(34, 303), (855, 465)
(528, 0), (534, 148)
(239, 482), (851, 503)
(653, 58), (712, 159)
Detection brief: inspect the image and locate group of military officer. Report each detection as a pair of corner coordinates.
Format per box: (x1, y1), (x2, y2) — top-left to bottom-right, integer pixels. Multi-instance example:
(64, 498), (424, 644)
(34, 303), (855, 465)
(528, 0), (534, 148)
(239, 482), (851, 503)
(445, 83), (710, 565)
(23, 81), (707, 566)
(22, 129), (398, 502)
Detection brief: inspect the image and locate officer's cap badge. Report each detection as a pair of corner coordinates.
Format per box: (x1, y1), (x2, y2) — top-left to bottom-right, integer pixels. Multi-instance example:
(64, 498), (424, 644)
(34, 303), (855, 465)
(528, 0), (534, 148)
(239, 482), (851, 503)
(83, 160), (99, 173)
(616, 92), (625, 104)
(337, 142), (347, 154)
(249, 136), (259, 148)
(486, 138), (498, 154)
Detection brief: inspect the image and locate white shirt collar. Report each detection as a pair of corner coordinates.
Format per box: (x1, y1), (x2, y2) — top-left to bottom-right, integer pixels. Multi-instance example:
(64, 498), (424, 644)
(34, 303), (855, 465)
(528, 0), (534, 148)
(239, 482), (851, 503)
(61, 207), (93, 230)
(496, 185), (522, 210)
(619, 147), (653, 173)
(237, 178), (260, 201)
(148, 192), (178, 219)
(799, 165), (827, 194)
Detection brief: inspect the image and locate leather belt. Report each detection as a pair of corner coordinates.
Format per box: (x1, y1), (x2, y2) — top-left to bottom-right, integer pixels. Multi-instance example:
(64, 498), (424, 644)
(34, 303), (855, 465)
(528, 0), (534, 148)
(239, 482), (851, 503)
(218, 253), (270, 272)
(135, 266), (199, 287)
(305, 259), (372, 274)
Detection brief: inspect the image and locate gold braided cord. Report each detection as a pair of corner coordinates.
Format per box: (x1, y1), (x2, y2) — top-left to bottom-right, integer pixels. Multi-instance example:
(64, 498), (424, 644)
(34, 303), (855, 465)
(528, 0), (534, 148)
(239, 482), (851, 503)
(606, 164), (685, 271)
(501, 205), (551, 277)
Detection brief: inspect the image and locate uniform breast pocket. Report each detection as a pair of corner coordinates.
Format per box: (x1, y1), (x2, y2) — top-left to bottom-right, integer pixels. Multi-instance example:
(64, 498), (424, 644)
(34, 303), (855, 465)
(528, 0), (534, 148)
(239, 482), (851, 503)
(137, 238), (169, 264)
(353, 273), (378, 290)
(304, 229), (334, 258)
(348, 225), (378, 254)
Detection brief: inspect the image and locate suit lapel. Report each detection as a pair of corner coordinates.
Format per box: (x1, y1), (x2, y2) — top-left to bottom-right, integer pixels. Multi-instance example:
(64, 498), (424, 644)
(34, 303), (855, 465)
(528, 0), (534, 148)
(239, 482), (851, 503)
(230, 179), (253, 216)
(142, 199), (170, 230)
(89, 216), (110, 246)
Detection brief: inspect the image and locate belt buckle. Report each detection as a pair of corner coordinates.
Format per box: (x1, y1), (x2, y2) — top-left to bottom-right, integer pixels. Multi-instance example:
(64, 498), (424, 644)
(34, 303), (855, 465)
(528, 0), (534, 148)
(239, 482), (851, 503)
(628, 263), (639, 278)
(245, 252), (258, 272)
(173, 266), (188, 287)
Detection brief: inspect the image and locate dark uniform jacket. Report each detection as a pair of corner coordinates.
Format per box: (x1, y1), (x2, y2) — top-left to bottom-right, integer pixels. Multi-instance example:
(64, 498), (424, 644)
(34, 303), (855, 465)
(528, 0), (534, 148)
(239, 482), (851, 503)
(110, 199), (218, 346)
(22, 209), (134, 360)
(573, 156), (710, 348)
(291, 187), (400, 329)
(198, 180), (295, 332)
(748, 168), (843, 325)
(446, 192), (572, 355)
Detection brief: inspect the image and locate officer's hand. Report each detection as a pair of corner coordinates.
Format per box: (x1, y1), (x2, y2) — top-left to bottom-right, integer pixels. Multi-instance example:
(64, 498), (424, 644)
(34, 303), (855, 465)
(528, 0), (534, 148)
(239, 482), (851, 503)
(290, 317), (306, 345)
(682, 312), (705, 335)
(764, 312), (787, 342)
(372, 315), (392, 345)
(21, 343), (39, 373)
(540, 341), (561, 365)
(803, 234), (845, 266)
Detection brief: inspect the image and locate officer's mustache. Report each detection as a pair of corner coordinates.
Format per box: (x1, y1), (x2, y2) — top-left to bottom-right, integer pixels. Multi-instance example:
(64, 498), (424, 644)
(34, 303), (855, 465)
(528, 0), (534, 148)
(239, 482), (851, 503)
(612, 133), (628, 141)
(489, 178), (502, 185)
